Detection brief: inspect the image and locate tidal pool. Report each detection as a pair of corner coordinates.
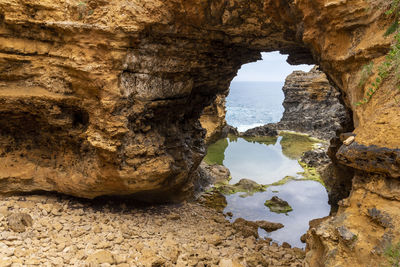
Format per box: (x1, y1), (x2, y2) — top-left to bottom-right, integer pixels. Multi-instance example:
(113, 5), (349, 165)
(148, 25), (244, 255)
(204, 133), (331, 248)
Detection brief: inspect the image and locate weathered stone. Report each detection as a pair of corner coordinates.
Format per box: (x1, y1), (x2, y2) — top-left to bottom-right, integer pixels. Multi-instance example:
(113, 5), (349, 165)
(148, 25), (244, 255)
(0, 1), (399, 265)
(367, 208), (393, 229)
(256, 220), (284, 232)
(199, 162), (231, 185)
(200, 94), (228, 145)
(275, 67), (351, 141)
(216, 178), (266, 196)
(343, 136), (355, 146)
(264, 196), (293, 214)
(7, 213), (33, 233)
(240, 125), (278, 137)
(86, 250), (115, 265)
(218, 258), (243, 267)
(337, 142), (400, 178)
(232, 218), (259, 239)
(197, 191), (227, 213)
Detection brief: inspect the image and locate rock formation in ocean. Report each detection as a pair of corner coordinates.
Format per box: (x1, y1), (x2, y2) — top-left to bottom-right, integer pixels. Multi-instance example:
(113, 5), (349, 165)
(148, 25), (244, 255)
(0, 1), (399, 265)
(276, 66), (352, 140)
(240, 67), (351, 141)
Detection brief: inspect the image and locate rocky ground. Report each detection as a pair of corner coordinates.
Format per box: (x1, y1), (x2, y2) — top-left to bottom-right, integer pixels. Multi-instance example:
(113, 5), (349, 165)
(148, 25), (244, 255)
(0, 193), (305, 267)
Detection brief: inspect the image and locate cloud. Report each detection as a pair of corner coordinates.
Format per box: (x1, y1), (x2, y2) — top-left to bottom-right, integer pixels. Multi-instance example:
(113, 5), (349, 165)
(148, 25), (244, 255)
(233, 52), (314, 82)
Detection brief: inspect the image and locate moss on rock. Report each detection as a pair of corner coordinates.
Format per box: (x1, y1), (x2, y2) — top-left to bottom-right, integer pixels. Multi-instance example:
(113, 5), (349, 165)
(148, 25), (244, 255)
(264, 196), (293, 214)
(215, 178), (267, 197)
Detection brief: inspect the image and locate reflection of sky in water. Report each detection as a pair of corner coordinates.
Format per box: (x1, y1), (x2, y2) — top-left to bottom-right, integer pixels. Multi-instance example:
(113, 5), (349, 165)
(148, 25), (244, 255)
(225, 181), (330, 248)
(211, 136), (331, 248)
(223, 137), (303, 184)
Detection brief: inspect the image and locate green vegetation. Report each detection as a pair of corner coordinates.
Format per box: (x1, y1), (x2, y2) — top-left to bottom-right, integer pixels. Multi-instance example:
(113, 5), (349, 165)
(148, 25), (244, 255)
(355, 0), (400, 106)
(214, 178), (267, 197)
(269, 175), (296, 187)
(297, 161), (326, 187)
(358, 62), (374, 88)
(279, 132), (322, 159)
(264, 197), (293, 214)
(203, 138), (228, 165)
(213, 160), (325, 198)
(384, 242), (400, 267)
(77, 1), (94, 19)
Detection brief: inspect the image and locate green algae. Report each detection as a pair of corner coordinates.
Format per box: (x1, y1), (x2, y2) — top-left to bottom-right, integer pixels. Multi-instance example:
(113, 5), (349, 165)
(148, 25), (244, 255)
(204, 131), (324, 166)
(199, 191), (227, 212)
(214, 178), (267, 197)
(204, 138), (228, 165)
(264, 196), (293, 214)
(297, 161), (326, 187)
(279, 132), (323, 159)
(203, 132), (327, 200)
(211, 160), (326, 198)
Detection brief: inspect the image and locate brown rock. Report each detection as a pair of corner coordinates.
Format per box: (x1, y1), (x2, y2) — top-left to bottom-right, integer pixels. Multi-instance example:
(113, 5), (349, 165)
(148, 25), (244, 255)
(86, 250), (115, 265)
(232, 218), (259, 239)
(0, 1), (399, 265)
(300, 233), (307, 243)
(256, 220), (284, 232)
(219, 258), (243, 267)
(200, 94), (228, 144)
(7, 213), (33, 233)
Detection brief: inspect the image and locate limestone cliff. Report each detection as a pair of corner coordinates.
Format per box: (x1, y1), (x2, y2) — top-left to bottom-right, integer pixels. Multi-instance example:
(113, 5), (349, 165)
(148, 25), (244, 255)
(241, 67), (352, 140)
(199, 94), (228, 145)
(0, 0), (399, 265)
(277, 67), (351, 140)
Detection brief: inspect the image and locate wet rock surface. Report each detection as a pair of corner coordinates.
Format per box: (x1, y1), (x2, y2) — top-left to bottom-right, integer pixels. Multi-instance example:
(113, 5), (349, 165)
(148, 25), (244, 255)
(0, 0), (399, 265)
(240, 125), (278, 138)
(264, 197), (293, 214)
(256, 221), (284, 233)
(0, 194), (304, 266)
(217, 178), (267, 196)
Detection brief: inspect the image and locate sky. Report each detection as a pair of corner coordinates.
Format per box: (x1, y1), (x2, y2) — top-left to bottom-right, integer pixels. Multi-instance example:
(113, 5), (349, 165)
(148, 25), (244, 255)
(233, 51), (314, 82)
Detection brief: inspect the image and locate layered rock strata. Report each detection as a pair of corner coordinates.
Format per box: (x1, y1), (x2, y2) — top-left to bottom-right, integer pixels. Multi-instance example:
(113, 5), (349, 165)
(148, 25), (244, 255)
(276, 67), (352, 140)
(199, 94), (228, 145)
(241, 67), (351, 141)
(0, 0), (399, 265)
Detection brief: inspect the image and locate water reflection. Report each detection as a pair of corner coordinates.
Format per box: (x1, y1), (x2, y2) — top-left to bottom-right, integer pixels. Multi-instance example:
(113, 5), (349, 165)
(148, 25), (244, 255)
(224, 136), (303, 184)
(225, 181), (330, 248)
(204, 133), (330, 248)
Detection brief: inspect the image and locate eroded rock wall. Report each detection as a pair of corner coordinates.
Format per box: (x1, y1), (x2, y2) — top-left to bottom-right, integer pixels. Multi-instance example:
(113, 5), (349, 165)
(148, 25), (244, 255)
(199, 94), (228, 145)
(0, 1), (399, 265)
(0, 0), (310, 200)
(277, 66), (352, 140)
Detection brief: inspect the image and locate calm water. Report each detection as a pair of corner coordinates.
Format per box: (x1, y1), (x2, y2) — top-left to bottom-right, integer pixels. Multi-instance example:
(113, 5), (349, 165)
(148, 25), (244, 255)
(204, 135), (330, 248)
(226, 82), (284, 132)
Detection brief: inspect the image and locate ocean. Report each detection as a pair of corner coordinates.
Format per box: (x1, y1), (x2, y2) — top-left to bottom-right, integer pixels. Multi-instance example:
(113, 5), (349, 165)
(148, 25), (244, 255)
(226, 81), (285, 132)
(206, 80), (330, 248)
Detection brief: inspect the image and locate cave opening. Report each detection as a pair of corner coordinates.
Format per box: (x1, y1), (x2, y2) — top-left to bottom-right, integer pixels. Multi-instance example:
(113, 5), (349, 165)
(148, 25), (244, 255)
(226, 51), (313, 132)
(200, 51), (351, 248)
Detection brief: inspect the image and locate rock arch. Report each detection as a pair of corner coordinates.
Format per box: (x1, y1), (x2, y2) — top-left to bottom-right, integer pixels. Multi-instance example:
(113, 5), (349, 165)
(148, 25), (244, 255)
(0, 1), (399, 265)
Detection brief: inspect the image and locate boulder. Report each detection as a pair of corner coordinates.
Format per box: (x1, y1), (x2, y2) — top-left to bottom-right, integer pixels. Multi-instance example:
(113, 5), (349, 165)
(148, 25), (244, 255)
(256, 220), (284, 232)
(7, 213), (33, 233)
(264, 196), (293, 214)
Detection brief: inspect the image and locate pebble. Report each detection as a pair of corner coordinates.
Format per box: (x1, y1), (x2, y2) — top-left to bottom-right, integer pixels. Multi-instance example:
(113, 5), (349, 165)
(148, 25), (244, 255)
(0, 194), (305, 266)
